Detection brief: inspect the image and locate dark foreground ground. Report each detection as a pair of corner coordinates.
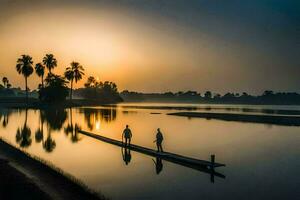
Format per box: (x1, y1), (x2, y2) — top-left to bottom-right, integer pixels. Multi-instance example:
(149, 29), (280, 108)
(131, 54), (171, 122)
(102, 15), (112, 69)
(0, 139), (105, 200)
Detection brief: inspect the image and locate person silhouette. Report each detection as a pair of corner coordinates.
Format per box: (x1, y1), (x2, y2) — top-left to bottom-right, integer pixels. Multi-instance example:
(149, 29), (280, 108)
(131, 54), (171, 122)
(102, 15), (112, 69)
(152, 157), (163, 174)
(122, 125), (132, 146)
(122, 146), (132, 165)
(154, 128), (164, 152)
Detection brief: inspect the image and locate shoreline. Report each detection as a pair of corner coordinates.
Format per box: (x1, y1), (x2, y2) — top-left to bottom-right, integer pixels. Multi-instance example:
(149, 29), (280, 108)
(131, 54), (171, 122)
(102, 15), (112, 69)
(0, 138), (106, 200)
(0, 97), (121, 109)
(168, 112), (300, 126)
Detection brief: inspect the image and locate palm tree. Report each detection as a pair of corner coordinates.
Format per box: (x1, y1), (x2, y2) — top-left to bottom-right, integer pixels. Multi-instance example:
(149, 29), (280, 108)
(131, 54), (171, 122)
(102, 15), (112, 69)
(2, 77), (8, 88)
(64, 67), (74, 100)
(35, 63), (45, 88)
(16, 55), (34, 102)
(43, 54), (57, 74)
(64, 61), (84, 100)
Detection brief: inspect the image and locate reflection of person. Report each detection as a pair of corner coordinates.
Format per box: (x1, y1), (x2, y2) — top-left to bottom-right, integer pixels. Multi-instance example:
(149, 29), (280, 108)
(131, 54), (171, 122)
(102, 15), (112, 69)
(122, 125), (132, 146)
(152, 157), (163, 174)
(154, 128), (164, 152)
(122, 147), (132, 165)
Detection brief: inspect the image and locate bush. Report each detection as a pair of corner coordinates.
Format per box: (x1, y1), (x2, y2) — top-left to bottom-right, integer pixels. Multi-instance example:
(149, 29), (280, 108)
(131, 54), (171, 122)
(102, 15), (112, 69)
(39, 74), (69, 103)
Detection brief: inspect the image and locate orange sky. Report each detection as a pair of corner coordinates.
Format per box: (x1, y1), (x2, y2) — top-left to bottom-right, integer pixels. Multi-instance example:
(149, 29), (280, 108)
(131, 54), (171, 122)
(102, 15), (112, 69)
(0, 0), (299, 94)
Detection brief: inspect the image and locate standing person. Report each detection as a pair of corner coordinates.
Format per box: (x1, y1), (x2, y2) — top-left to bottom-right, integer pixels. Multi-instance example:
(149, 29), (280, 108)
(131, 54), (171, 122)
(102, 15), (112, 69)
(155, 128), (164, 152)
(122, 125), (132, 146)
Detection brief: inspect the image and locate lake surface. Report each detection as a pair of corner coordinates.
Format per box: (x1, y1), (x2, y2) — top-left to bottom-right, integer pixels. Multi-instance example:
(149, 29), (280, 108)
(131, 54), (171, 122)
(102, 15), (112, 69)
(0, 103), (299, 199)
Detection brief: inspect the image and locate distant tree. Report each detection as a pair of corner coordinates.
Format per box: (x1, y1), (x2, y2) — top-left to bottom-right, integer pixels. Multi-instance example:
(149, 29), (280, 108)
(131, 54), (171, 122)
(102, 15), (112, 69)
(204, 91), (212, 99)
(84, 76), (97, 88)
(39, 74), (69, 103)
(242, 92), (249, 97)
(176, 91), (184, 96)
(223, 93), (235, 99)
(43, 54), (57, 74)
(263, 90), (274, 96)
(2, 77), (8, 88)
(213, 93), (221, 99)
(16, 55), (34, 101)
(64, 61), (84, 100)
(81, 78), (122, 102)
(35, 63), (45, 88)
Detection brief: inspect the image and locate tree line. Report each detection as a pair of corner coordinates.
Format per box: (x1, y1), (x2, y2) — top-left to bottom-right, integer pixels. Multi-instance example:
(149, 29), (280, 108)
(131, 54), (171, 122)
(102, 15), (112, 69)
(121, 90), (300, 105)
(0, 54), (122, 104)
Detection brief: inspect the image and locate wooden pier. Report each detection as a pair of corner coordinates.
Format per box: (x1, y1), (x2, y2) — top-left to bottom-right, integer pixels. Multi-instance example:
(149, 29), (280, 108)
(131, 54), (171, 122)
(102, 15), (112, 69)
(78, 130), (226, 179)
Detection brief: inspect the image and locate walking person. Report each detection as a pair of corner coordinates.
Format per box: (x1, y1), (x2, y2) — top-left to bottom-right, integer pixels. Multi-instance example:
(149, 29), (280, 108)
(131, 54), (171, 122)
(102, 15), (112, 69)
(122, 125), (132, 146)
(154, 128), (164, 152)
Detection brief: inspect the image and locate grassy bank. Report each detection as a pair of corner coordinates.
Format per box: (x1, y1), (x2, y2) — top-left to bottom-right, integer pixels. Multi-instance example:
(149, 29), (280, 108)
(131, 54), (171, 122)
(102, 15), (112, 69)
(0, 137), (106, 200)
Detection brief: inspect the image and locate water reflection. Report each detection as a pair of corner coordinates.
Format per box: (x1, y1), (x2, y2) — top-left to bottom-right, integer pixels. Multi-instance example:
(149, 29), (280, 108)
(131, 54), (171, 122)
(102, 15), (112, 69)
(35, 110), (44, 143)
(16, 109), (32, 148)
(43, 133), (56, 153)
(152, 157), (163, 174)
(64, 108), (81, 143)
(121, 146), (132, 165)
(42, 109), (67, 131)
(81, 107), (117, 130)
(0, 109), (11, 128)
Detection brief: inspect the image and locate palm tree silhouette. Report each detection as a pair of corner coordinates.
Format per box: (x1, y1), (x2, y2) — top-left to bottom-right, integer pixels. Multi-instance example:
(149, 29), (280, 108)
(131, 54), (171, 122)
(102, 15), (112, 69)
(35, 63), (45, 88)
(64, 61), (84, 100)
(16, 55), (34, 102)
(43, 54), (57, 74)
(2, 77), (8, 88)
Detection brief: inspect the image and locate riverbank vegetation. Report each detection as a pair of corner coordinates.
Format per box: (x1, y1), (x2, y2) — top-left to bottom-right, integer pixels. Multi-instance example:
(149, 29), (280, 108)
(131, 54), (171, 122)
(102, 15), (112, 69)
(121, 90), (300, 105)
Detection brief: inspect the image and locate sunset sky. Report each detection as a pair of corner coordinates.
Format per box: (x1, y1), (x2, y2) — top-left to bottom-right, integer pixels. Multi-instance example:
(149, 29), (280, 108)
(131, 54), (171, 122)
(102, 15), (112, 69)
(0, 0), (299, 94)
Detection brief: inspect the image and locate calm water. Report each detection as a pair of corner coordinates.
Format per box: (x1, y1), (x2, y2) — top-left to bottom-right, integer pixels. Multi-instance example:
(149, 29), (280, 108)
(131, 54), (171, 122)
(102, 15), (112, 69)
(0, 103), (299, 200)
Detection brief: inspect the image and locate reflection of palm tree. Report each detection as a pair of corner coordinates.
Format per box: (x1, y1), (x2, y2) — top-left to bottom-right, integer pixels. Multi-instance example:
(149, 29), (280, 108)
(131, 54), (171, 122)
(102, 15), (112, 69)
(16, 55), (34, 102)
(43, 133), (56, 153)
(42, 109), (67, 131)
(35, 110), (44, 143)
(16, 109), (32, 148)
(64, 108), (81, 143)
(82, 108), (117, 130)
(0, 109), (10, 128)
